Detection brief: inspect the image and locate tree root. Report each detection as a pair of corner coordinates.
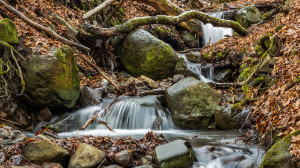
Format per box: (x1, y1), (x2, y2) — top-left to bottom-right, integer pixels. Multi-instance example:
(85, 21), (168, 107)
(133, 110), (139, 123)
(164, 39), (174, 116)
(86, 10), (247, 37)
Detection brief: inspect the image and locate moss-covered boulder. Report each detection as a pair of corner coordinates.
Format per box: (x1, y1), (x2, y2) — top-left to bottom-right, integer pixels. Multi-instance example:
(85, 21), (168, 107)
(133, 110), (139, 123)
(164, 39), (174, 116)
(260, 130), (300, 168)
(21, 46), (80, 108)
(154, 140), (195, 168)
(0, 18), (19, 44)
(118, 29), (178, 80)
(236, 6), (261, 28)
(165, 77), (221, 129)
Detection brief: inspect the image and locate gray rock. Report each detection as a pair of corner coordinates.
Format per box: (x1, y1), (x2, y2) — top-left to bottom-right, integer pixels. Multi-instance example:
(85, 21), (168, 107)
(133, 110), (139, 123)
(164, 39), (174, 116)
(172, 74), (185, 83)
(21, 47), (80, 108)
(118, 29), (178, 80)
(174, 57), (189, 76)
(138, 155), (153, 166)
(68, 143), (105, 168)
(80, 86), (102, 106)
(136, 165), (153, 168)
(47, 113), (80, 133)
(165, 77), (221, 129)
(186, 52), (200, 63)
(113, 150), (133, 168)
(154, 140), (195, 168)
(22, 139), (69, 164)
(236, 6), (261, 28)
(216, 68), (233, 82)
(215, 106), (250, 130)
(182, 31), (198, 48)
(38, 107), (52, 122)
(104, 165), (123, 168)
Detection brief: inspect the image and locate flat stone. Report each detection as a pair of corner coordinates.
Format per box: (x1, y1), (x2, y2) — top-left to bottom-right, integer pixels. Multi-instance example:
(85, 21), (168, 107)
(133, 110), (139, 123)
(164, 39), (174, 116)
(154, 140), (195, 168)
(80, 86), (102, 106)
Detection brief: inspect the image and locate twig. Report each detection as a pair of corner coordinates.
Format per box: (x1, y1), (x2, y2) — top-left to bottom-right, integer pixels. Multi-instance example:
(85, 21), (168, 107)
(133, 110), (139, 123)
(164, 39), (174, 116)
(98, 120), (115, 132)
(102, 0), (126, 27)
(0, 0), (91, 51)
(10, 49), (25, 95)
(0, 118), (22, 126)
(83, 0), (116, 20)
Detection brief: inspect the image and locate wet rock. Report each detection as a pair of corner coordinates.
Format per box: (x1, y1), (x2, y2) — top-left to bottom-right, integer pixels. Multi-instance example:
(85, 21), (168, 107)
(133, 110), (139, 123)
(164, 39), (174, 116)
(136, 165), (153, 168)
(154, 140), (195, 168)
(186, 52), (201, 63)
(182, 31), (198, 48)
(80, 86), (102, 106)
(118, 29), (178, 80)
(22, 139), (69, 164)
(68, 143), (105, 168)
(165, 77), (221, 129)
(0, 112), (7, 118)
(140, 75), (158, 89)
(0, 18), (19, 44)
(172, 74), (185, 83)
(8, 103), (18, 115)
(38, 107), (52, 122)
(260, 130), (300, 168)
(121, 77), (145, 88)
(113, 150), (133, 168)
(21, 46), (80, 108)
(47, 114), (80, 133)
(215, 106), (250, 130)
(236, 6), (261, 28)
(13, 107), (29, 126)
(216, 68), (233, 82)
(174, 57), (189, 76)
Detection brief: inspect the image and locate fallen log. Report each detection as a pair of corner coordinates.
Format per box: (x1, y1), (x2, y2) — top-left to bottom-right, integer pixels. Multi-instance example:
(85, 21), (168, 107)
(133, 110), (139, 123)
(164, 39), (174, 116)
(85, 10), (247, 37)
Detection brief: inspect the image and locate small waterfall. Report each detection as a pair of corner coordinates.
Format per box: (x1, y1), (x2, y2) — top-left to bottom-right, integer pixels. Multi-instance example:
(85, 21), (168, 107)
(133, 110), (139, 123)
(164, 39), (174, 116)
(178, 54), (215, 83)
(77, 96), (175, 130)
(99, 96), (175, 130)
(201, 12), (233, 46)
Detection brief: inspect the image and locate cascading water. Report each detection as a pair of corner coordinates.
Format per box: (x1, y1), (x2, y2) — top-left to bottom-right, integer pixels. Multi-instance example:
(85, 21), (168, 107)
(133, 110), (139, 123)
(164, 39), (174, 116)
(201, 12), (233, 46)
(178, 53), (215, 83)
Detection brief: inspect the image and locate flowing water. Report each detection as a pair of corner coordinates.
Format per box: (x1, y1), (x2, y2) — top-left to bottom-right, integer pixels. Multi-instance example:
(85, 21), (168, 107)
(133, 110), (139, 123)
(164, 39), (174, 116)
(201, 12), (233, 46)
(33, 12), (263, 167)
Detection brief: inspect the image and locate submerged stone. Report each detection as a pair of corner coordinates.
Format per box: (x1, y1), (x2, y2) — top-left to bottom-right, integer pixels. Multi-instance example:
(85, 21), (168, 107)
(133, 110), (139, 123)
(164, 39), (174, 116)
(165, 77), (221, 129)
(154, 140), (195, 168)
(21, 46), (80, 108)
(118, 29), (178, 80)
(0, 18), (19, 44)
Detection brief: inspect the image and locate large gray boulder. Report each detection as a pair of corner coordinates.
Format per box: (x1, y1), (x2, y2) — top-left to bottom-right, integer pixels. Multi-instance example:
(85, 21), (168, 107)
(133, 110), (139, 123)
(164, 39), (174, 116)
(68, 143), (105, 168)
(165, 77), (221, 129)
(22, 139), (70, 164)
(154, 140), (195, 168)
(21, 46), (80, 108)
(118, 29), (178, 80)
(236, 6), (261, 28)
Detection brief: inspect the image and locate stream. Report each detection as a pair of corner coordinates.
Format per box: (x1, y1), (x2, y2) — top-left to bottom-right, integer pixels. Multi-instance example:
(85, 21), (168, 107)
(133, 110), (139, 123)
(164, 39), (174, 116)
(30, 11), (264, 168)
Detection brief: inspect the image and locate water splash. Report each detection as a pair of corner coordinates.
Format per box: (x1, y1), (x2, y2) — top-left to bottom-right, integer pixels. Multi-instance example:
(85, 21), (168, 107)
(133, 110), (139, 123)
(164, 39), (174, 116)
(178, 54), (215, 83)
(201, 12), (233, 46)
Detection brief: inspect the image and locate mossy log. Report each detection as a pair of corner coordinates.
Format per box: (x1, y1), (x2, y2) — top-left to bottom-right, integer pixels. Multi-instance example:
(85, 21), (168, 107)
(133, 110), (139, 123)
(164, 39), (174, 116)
(86, 10), (247, 37)
(135, 0), (203, 33)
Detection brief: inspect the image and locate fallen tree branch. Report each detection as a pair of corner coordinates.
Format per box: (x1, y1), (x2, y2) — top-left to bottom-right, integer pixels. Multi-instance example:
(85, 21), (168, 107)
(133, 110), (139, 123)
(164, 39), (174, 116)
(135, 0), (202, 33)
(0, 118), (22, 126)
(98, 120), (115, 132)
(86, 10), (247, 36)
(83, 0), (116, 20)
(0, 0), (91, 51)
